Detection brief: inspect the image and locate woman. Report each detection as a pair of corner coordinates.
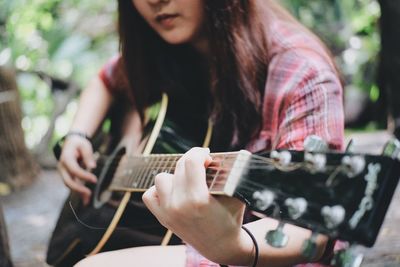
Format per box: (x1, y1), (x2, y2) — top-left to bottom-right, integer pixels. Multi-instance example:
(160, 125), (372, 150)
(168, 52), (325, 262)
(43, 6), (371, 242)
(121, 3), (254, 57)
(59, 0), (344, 266)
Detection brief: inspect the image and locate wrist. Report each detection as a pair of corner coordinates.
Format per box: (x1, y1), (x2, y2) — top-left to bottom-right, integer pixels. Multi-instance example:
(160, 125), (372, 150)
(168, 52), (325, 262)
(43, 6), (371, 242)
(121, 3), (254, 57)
(314, 238), (335, 264)
(66, 130), (91, 140)
(53, 130), (92, 161)
(217, 226), (256, 266)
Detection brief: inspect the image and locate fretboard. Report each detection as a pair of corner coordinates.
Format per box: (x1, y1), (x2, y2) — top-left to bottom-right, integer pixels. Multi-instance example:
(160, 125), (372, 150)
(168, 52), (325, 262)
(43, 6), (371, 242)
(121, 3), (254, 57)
(108, 151), (251, 195)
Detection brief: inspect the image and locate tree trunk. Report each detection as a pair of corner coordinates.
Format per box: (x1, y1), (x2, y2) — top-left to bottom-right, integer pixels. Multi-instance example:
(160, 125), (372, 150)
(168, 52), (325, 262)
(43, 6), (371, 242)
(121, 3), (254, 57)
(0, 66), (39, 190)
(0, 204), (13, 267)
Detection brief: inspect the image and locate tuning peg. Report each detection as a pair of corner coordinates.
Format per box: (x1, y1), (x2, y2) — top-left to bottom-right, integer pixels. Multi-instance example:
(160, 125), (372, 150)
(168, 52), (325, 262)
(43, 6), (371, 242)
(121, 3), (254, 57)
(284, 197), (307, 219)
(270, 150), (292, 166)
(304, 135), (329, 152)
(301, 232), (318, 260)
(382, 138), (400, 159)
(331, 248), (363, 267)
(252, 190), (275, 211)
(265, 222), (289, 248)
(321, 205), (346, 229)
(305, 153), (327, 172)
(341, 155), (366, 178)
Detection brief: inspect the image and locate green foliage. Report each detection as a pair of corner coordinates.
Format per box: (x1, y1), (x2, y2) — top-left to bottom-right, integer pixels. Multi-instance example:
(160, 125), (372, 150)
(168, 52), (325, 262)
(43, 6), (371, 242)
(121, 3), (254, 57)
(281, 0), (381, 99)
(1, 0), (117, 82)
(0, 0), (118, 148)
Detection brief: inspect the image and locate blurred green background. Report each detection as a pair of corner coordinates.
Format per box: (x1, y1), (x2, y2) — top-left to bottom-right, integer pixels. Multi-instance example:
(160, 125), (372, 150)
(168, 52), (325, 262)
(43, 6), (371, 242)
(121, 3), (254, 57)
(0, 0), (383, 150)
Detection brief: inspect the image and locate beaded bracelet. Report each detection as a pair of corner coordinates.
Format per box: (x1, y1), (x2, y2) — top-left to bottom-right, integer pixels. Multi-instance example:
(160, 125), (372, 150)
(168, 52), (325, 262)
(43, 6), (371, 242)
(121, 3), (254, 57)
(64, 131), (91, 141)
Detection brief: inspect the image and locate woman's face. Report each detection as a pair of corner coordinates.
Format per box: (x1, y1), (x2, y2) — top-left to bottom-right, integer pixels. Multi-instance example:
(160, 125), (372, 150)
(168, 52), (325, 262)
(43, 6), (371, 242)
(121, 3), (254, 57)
(132, 0), (205, 46)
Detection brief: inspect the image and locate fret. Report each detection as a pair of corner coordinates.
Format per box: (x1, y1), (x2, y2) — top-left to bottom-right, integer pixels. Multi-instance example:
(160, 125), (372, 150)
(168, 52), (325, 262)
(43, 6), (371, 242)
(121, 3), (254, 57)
(209, 154), (239, 193)
(168, 156), (177, 174)
(162, 155), (172, 173)
(137, 156), (153, 189)
(123, 157), (134, 188)
(158, 155), (166, 175)
(167, 155), (178, 173)
(206, 168), (217, 187)
(135, 156), (146, 189)
(147, 155), (163, 189)
(128, 157), (141, 188)
(122, 156), (134, 188)
(208, 153), (226, 189)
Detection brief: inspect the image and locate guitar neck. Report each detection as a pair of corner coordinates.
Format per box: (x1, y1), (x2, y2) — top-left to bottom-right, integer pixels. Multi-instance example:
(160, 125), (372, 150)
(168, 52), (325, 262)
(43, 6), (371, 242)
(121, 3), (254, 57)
(108, 151), (252, 195)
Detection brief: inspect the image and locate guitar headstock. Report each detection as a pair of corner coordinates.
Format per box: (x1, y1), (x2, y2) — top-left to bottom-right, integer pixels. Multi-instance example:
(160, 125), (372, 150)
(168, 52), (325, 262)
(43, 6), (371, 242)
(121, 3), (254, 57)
(231, 140), (400, 248)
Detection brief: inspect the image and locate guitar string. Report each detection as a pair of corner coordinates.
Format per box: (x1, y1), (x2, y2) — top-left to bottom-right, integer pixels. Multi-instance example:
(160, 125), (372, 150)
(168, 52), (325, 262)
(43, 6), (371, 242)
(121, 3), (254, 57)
(86, 155), (289, 173)
(88, 153), (345, 172)
(109, 160), (339, 179)
(86, 152), (271, 169)
(91, 150), (342, 164)
(110, 163), (336, 197)
(111, 159), (337, 185)
(106, 159), (341, 192)
(75, 151), (347, 195)
(67, 201), (132, 231)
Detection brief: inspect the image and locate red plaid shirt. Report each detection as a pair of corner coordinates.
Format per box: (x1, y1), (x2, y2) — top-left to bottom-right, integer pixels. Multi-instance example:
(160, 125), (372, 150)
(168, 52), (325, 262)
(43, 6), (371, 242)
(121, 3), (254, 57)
(99, 17), (344, 267)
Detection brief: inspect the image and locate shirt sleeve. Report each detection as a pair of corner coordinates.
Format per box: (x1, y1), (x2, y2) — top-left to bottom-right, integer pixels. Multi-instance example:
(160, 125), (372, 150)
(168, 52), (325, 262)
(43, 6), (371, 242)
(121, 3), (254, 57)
(274, 66), (344, 151)
(98, 55), (130, 96)
(246, 48), (344, 152)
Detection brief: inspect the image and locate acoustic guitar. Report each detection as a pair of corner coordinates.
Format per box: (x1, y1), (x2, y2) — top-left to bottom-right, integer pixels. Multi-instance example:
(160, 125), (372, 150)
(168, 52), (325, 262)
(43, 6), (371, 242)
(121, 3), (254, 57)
(46, 94), (400, 267)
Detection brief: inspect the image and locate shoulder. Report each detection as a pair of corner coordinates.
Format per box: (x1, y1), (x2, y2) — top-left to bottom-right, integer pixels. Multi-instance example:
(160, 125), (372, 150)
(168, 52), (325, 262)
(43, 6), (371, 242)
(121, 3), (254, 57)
(265, 19), (341, 104)
(98, 55), (130, 95)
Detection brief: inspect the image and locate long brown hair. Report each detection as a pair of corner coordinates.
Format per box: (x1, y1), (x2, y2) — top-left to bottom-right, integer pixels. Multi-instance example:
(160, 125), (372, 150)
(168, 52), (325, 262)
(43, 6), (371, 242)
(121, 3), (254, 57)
(116, 0), (329, 149)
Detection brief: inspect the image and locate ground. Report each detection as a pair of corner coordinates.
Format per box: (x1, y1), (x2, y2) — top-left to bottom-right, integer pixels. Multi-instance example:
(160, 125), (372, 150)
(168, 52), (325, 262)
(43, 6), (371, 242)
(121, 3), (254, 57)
(1, 131), (399, 267)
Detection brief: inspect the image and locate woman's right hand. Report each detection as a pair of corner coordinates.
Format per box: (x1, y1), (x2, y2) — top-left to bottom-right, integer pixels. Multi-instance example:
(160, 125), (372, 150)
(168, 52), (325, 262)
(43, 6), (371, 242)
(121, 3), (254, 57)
(58, 134), (97, 205)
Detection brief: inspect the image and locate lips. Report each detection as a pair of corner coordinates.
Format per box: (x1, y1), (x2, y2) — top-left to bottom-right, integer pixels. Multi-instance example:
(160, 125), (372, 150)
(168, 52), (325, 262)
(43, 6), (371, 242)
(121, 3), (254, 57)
(155, 13), (179, 27)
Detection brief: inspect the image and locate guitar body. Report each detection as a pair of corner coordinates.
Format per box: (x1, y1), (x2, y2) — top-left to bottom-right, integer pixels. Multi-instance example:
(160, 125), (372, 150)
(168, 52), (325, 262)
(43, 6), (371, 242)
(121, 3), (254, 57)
(47, 95), (210, 267)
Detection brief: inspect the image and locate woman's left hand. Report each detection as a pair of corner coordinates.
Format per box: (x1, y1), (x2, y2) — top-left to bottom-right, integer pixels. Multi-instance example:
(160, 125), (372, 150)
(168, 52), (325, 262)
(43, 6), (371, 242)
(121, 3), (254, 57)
(142, 147), (254, 265)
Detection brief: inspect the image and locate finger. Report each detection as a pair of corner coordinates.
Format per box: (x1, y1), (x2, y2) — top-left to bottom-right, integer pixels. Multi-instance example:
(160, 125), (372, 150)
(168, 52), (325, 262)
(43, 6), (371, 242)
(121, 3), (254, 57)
(143, 186), (171, 228)
(63, 154), (97, 183)
(154, 172), (173, 205)
(79, 142), (96, 169)
(175, 147), (210, 176)
(181, 147), (211, 190)
(58, 163), (92, 202)
(142, 186), (161, 215)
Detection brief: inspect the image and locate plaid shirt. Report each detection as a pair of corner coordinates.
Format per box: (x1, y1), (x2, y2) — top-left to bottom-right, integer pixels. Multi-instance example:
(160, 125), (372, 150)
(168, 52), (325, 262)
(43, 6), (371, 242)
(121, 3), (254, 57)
(99, 17), (344, 267)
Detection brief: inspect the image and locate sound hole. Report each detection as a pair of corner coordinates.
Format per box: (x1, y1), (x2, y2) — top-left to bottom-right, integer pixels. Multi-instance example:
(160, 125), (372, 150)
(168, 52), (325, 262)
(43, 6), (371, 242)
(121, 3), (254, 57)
(93, 147), (126, 209)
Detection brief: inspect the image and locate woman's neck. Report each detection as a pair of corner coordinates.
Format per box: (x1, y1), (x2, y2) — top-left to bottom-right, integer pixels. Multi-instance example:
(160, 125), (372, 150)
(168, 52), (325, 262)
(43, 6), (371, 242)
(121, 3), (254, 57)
(193, 39), (209, 57)
(191, 32), (210, 59)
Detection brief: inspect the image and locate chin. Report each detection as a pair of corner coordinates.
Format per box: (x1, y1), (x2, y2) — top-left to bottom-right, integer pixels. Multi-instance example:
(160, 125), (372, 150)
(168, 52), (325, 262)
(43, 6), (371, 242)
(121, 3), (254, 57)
(160, 31), (195, 45)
